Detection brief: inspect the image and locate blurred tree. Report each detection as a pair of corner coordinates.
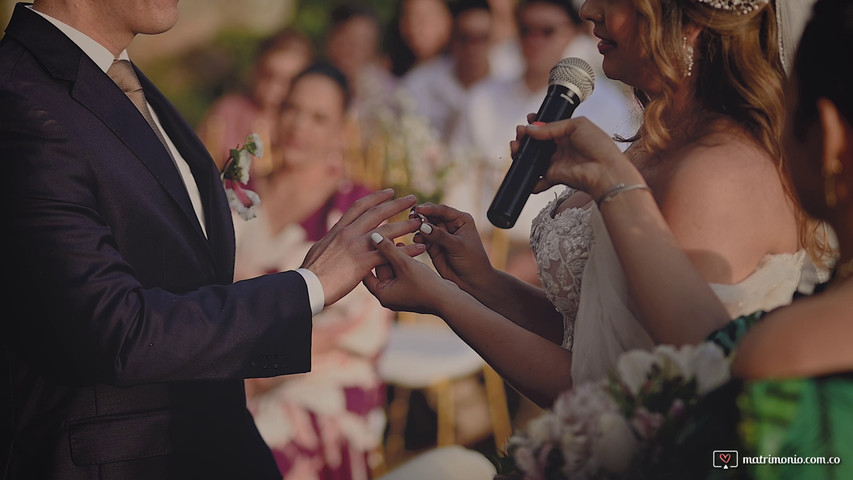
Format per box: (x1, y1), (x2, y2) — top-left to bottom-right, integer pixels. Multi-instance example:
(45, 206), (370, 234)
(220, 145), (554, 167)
(152, 1), (401, 127)
(292, 0), (396, 46)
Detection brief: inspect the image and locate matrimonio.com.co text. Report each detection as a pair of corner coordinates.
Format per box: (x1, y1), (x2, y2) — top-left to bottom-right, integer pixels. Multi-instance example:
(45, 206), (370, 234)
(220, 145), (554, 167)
(713, 450), (841, 470)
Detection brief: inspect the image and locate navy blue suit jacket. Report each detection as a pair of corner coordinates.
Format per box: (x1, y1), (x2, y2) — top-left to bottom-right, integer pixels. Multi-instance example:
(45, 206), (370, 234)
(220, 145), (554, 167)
(1, 4), (313, 478)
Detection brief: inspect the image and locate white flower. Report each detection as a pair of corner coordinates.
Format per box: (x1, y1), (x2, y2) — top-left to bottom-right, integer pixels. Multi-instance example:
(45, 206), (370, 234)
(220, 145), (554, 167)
(653, 344), (693, 381)
(245, 133), (264, 159)
(616, 349), (657, 396)
(226, 184), (261, 221)
(687, 342), (730, 395)
(595, 411), (640, 474)
(511, 444), (538, 477)
(236, 149), (252, 184)
(528, 412), (565, 446)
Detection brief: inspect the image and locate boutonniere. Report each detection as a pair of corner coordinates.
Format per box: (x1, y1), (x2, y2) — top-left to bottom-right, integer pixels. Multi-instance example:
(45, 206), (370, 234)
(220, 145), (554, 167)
(222, 133), (263, 220)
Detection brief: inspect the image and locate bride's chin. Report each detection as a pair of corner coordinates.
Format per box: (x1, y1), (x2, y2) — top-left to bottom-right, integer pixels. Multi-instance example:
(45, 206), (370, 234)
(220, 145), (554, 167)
(600, 61), (623, 83)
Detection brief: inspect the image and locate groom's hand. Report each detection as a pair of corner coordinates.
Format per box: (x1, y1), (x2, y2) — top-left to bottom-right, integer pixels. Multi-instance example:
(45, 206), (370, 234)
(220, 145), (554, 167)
(301, 189), (424, 306)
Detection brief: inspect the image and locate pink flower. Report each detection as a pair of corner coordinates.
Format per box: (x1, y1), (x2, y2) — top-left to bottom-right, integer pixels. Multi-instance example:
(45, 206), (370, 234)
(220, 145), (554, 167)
(225, 179), (260, 221)
(630, 407), (665, 440)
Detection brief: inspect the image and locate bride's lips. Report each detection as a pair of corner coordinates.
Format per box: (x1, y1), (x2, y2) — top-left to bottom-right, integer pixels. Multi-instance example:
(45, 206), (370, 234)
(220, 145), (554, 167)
(597, 38), (616, 54)
(594, 29), (616, 54)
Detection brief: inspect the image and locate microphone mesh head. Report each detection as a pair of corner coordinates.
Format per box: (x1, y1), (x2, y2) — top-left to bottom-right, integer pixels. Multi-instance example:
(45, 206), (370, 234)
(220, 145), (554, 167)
(549, 57), (595, 102)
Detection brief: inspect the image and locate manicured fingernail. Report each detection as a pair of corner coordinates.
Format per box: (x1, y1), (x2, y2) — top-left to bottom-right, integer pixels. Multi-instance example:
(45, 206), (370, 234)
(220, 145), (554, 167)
(371, 232), (384, 244)
(419, 223), (433, 235)
(531, 121), (546, 127)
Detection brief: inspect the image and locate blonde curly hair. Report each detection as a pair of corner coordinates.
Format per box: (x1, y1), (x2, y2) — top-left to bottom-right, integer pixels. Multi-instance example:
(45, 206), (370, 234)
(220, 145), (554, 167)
(626, 0), (831, 265)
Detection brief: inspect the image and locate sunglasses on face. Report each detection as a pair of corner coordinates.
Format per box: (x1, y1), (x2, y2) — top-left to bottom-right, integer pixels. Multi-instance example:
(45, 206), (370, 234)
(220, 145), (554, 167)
(454, 31), (492, 45)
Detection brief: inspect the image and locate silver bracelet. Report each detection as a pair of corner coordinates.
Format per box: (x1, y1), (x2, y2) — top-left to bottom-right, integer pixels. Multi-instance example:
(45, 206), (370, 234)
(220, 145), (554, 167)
(596, 183), (652, 206)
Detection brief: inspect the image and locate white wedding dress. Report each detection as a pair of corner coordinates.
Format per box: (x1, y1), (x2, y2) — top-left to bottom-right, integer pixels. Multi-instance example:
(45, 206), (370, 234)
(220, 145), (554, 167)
(530, 188), (829, 385)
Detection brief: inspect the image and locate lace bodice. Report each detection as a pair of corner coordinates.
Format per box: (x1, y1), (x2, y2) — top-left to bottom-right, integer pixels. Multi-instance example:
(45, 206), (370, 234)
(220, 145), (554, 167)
(530, 189), (831, 372)
(570, 206), (830, 385)
(530, 188), (594, 351)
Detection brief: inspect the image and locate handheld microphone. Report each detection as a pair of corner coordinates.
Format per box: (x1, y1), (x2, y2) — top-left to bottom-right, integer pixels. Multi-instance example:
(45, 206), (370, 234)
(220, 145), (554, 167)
(487, 57), (595, 229)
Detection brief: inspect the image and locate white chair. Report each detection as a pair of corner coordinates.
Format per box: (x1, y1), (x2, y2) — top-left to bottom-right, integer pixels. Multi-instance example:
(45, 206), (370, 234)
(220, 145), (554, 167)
(377, 315), (511, 470)
(377, 445), (497, 480)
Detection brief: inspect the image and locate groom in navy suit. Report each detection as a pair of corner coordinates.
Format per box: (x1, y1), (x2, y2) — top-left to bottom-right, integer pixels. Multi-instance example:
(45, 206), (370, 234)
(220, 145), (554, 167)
(0, 1), (422, 478)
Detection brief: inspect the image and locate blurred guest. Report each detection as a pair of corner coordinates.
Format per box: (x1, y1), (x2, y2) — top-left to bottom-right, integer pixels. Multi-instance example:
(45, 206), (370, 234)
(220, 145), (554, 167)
(399, 0), (495, 142)
(486, 0), (524, 81)
(386, 0), (453, 77)
(325, 3), (395, 104)
(324, 2), (397, 182)
(453, 0), (639, 281)
(235, 63), (392, 480)
(197, 28), (314, 176)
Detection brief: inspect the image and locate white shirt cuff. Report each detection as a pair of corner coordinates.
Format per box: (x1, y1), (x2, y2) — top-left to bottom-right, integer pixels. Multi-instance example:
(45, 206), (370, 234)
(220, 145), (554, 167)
(296, 268), (325, 317)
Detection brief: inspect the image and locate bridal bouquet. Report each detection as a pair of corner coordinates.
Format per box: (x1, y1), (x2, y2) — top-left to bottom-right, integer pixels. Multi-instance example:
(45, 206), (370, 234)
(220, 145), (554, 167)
(505, 343), (733, 480)
(222, 133), (263, 220)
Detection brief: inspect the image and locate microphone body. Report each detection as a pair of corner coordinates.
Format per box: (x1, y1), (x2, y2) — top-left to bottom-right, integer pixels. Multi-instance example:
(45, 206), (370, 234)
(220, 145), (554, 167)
(487, 58), (594, 229)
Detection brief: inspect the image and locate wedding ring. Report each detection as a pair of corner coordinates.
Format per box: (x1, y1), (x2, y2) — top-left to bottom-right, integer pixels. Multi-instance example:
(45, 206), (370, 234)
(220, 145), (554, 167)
(409, 210), (427, 224)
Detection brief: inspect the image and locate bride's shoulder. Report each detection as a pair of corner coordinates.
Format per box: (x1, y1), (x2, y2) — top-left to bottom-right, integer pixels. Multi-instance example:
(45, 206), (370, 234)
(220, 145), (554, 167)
(658, 129), (789, 214)
(652, 128), (799, 281)
(672, 130), (774, 181)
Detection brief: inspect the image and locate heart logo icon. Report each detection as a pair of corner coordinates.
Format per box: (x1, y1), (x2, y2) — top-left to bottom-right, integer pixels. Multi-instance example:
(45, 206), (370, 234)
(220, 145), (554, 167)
(719, 453), (731, 464)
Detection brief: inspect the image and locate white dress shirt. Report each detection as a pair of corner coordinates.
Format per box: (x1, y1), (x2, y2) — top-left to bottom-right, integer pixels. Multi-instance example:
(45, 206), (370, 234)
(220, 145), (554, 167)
(399, 56), (491, 143)
(29, 6), (325, 316)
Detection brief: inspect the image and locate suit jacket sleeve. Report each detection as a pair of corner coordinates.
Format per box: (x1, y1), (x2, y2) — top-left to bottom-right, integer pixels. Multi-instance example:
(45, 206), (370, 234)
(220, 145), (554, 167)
(2, 84), (312, 388)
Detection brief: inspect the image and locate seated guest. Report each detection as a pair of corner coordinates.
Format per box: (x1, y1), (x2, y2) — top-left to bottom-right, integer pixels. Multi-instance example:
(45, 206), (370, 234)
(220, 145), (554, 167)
(386, 0), (453, 78)
(323, 3), (397, 175)
(234, 63), (393, 480)
(324, 3), (395, 103)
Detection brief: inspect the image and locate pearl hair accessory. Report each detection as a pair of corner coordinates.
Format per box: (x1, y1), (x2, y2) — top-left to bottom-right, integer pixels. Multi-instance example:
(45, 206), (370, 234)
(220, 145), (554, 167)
(695, 0), (769, 15)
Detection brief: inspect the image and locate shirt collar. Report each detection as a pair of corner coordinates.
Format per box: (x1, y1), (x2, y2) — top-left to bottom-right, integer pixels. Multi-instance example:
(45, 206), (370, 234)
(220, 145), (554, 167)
(28, 5), (130, 73)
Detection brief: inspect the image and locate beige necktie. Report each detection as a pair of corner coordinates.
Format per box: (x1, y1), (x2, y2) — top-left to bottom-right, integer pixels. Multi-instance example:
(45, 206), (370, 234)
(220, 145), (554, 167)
(107, 59), (172, 153)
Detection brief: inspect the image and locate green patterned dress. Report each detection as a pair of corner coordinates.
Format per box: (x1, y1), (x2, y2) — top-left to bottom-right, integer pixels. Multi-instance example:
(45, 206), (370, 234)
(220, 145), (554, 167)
(706, 310), (853, 480)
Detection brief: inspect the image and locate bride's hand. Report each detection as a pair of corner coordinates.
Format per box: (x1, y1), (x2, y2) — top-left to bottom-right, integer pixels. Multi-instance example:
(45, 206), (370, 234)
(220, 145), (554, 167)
(362, 232), (460, 316)
(409, 203), (496, 295)
(512, 115), (643, 200)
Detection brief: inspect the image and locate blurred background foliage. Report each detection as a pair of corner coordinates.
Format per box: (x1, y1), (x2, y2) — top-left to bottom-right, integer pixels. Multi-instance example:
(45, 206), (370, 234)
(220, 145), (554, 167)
(0, 0), (399, 127)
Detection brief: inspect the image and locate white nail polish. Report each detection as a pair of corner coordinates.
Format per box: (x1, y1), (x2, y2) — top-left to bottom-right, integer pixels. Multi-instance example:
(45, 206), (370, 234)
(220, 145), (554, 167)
(419, 223), (433, 235)
(371, 232), (383, 244)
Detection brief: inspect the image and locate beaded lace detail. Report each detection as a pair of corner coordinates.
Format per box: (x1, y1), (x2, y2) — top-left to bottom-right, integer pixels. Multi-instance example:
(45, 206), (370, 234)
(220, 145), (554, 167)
(696, 0), (768, 15)
(530, 188), (594, 351)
